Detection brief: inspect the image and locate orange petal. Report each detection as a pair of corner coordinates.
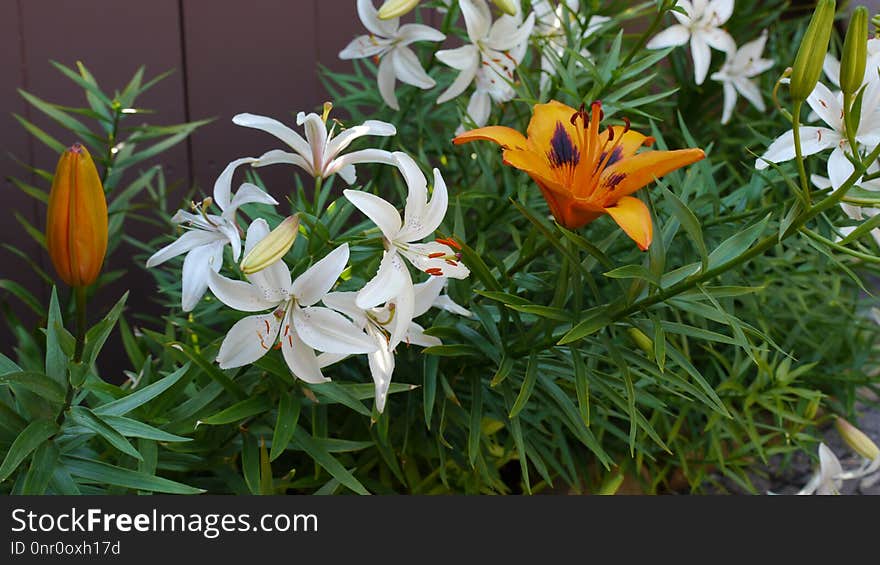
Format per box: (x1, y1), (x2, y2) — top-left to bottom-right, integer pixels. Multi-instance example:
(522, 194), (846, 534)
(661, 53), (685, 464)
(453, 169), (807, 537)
(453, 126), (527, 150)
(502, 148), (559, 191)
(604, 196), (653, 251)
(596, 127), (655, 162)
(526, 100), (581, 154)
(599, 148), (705, 202)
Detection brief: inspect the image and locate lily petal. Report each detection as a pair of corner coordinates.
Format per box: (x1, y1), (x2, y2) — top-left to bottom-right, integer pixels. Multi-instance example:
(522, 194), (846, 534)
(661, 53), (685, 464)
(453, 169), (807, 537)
(243, 219), (292, 300)
(290, 243), (350, 307)
(459, 0), (491, 42)
(213, 157), (259, 212)
(399, 241), (470, 279)
(435, 46), (480, 103)
(356, 250), (410, 309)
(397, 23), (446, 45)
(377, 54), (400, 110)
(599, 148), (706, 201)
(339, 34), (390, 60)
(755, 127), (839, 169)
(604, 196), (653, 251)
(232, 113), (312, 163)
(181, 240), (225, 312)
(453, 125), (528, 150)
(391, 46), (436, 89)
(404, 321), (442, 348)
(325, 120), (396, 159)
(293, 306), (378, 354)
(646, 25), (690, 50)
(146, 229), (222, 268)
(690, 31), (712, 85)
(225, 182), (278, 219)
(357, 0), (399, 38)
(367, 330), (395, 413)
(343, 189), (403, 240)
(208, 270), (279, 312)
(216, 313), (281, 369)
(327, 149), (397, 185)
(251, 149), (314, 176)
(281, 322), (329, 384)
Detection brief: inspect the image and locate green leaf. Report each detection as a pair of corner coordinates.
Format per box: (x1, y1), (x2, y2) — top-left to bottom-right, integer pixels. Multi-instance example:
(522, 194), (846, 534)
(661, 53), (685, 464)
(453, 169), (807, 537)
(21, 440), (60, 495)
(292, 426), (369, 495)
(200, 397), (272, 425)
(423, 354), (439, 428)
(422, 344), (481, 357)
(458, 241), (503, 292)
(241, 433), (260, 495)
(468, 376), (482, 467)
(489, 354), (515, 388)
(603, 264), (660, 286)
(260, 440), (273, 495)
(270, 391), (301, 462)
(506, 304), (575, 321)
(707, 214), (771, 269)
(94, 363), (190, 417)
(0, 279), (45, 316)
(0, 371), (66, 404)
(69, 406), (143, 461)
(661, 184), (709, 272)
(100, 415), (192, 443)
(509, 352), (539, 419)
(13, 113), (66, 153)
(18, 89), (95, 140)
(45, 287), (67, 387)
(558, 308), (612, 345)
(571, 348), (590, 426)
(84, 292), (129, 368)
(61, 456), (203, 494)
(0, 420), (58, 483)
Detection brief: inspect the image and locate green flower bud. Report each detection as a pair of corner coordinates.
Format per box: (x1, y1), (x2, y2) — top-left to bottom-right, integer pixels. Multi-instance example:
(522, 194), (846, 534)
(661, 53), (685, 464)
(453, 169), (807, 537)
(840, 6), (869, 97)
(377, 0), (419, 20)
(240, 215), (300, 275)
(492, 0), (519, 16)
(790, 0), (836, 102)
(627, 328), (654, 356)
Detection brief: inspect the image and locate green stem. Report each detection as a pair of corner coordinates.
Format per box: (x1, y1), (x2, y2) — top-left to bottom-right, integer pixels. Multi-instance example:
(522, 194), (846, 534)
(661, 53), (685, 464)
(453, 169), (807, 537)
(102, 102), (122, 186)
(56, 285), (87, 426)
(843, 92), (859, 158)
(313, 175), (324, 217)
(791, 100), (812, 206)
(619, 0), (671, 70)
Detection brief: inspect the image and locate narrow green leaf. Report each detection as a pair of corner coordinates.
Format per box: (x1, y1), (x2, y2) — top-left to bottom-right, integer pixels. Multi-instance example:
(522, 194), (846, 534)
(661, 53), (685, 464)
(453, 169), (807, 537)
(558, 308), (611, 345)
(0, 420), (58, 483)
(200, 397), (272, 425)
(571, 348), (590, 426)
(241, 433), (260, 495)
(69, 406), (143, 461)
(61, 455), (203, 494)
(490, 354), (515, 387)
(45, 287), (67, 387)
(100, 415), (192, 443)
(12, 113), (66, 153)
(270, 391), (301, 461)
(509, 352), (539, 419)
(21, 440), (59, 495)
(0, 371), (65, 404)
(94, 363), (190, 417)
(292, 426), (369, 495)
(468, 376), (482, 467)
(84, 292), (129, 367)
(708, 214), (771, 269)
(260, 440), (273, 495)
(603, 264), (660, 286)
(661, 184), (709, 272)
(423, 354), (439, 428)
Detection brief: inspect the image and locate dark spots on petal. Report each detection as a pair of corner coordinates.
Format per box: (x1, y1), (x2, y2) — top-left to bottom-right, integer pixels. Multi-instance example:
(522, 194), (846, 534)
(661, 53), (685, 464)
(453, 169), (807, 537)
(547, 121), (580, 169)
(605, 172), (627, 190)
(607, 146), (623, 166)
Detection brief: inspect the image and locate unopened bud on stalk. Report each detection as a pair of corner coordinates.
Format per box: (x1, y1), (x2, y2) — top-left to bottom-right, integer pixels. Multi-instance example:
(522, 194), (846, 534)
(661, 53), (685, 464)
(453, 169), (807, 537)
(46, 143), (108, 288)
(377, 0), (419, 19)
(627, 327), (654, 356)
(790, 0), (836, 102)
(491, 0), (519, 16)
(840, 6), (869, 97)
(835, 416), (880, 460)
(240, 214), (300, 275)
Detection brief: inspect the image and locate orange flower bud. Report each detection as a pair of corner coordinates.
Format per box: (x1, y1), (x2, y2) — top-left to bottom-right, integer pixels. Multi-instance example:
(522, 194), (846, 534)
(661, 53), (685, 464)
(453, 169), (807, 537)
(45, 143), (108, 287)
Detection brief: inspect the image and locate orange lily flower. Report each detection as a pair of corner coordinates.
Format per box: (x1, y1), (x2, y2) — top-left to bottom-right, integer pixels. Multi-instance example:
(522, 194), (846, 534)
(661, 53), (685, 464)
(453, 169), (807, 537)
(453, 100), (705, 250)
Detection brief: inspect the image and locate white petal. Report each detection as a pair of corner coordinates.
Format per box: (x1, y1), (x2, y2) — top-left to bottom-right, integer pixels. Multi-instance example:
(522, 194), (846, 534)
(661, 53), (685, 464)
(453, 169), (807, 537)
(755, 127), (838, 169)
(208, 270), (279, 313)
(705, 0), (733, 25)
(215, 313), (281, 369)
(412, 276), (446, 318)
(733, 78), (765, 113)
(339, 35), (391, 60)
(388, 277), (414, 349)
(399, 166), (449, 242)
(325, 120), (396, 161)
(391, 46), (436, 89)
(646, 25), (690, 50)
(433, 295), (473, 317)
(290, 243), (350, 307)
(690, 32), (711, 85)
(181, 240), (226, 312)
(322, 291), (369, 327)
(464, 89), (492, 128)
(404, 321), (442, 348)
(293, 306), (378, 354)
(816, 443), (843, 495)
(487, 12), (535, 52)
(343, 189), (402, 240)
(395, 152), (428, 230)
(356, 250), (410, 309)
(397, 23), (445, 45)
(435, 44), (480, 71)
(828, 145), (855, 190)
(811, 174), (832, 189)
(460, 0), (491, 42)
(823, 53), (841, 87)
(225, 183), (278, 219)
(719, 80), (736, 124)
(671, 0), (695, 24)
(377, 55), (400, 110)
(251, 149), (314, 176)
(146, 229), (222, 268)
(281, 324), (329, 384)
(399, 241), (470, 279)
(436, 49), (480, 104)
(366, 330), (395, 413)
(232, 113), (312, 163)
(357, 0), (398, 38)
(216, 220), (242, 263)
(212, 157), (258, 212)
(327, 149), (397, 185)
(806, 82), (843, 131)
(296, 111), (328, 174)
(701, 27), (735, 55)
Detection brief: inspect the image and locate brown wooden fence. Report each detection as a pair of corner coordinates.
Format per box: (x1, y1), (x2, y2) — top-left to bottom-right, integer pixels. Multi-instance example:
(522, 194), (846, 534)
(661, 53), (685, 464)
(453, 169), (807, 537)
(0, 0), (398, 358)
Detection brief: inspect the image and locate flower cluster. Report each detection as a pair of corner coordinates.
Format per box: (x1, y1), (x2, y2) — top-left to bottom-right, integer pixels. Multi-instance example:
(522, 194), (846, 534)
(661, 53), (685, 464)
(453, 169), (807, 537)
(647, 0), (774, 124)
(148, 108), (471, 413)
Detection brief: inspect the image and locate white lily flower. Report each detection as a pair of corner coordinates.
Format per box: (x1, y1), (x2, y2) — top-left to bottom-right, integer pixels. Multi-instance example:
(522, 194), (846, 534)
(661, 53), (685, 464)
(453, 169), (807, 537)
(324, 276), (470, 413)
(756, 80), (880, 189)
(343, 152), (470, 342)
(646, 0), (736, 85)
(232, 104), (396, 186)
(146, 158), (278, 312)
(710, 31), (774, 124)
(339, 0), (446, 111)
(795, 443), (844, 495)
(435, 0), (535, 126)
(531, 0), (609, 92)
(208, 221), (377, 383)
(813, 168), (880, 248)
